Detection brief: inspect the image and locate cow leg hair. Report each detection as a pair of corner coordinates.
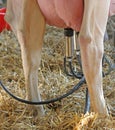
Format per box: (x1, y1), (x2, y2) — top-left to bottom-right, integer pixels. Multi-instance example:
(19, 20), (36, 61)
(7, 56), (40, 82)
(78, 0), (110, 115)
(5, 0), (46, 116)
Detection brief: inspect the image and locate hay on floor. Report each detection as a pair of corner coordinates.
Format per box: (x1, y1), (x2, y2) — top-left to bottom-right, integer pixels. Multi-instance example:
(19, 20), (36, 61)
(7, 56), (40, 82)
(0, 24), (115, 130)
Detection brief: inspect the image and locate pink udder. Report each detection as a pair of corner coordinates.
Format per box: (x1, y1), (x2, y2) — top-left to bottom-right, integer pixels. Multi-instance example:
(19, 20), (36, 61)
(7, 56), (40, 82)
(37, 0), (84, 31)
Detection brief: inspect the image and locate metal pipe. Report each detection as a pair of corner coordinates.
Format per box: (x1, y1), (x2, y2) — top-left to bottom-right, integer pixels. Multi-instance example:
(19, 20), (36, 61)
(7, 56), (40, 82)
(64, 28), (74, 58)
(65, 36), (73, 58)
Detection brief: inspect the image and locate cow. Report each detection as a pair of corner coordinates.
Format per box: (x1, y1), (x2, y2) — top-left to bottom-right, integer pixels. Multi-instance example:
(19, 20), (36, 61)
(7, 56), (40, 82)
(0, 0), (6, 5)
(0, 0), (3, 7)
(4, 0), (113, 116)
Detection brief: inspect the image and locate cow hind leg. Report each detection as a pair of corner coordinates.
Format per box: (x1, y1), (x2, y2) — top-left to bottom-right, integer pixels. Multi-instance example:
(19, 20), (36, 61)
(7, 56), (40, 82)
(5, 0), (46, 116)
(19, 32), (45, 116)
(78, 0), (110, 115)
(17, 2), (46, 116)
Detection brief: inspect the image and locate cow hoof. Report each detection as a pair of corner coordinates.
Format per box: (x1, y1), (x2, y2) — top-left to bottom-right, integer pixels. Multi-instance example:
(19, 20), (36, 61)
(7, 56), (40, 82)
(27, 105), (45, 117)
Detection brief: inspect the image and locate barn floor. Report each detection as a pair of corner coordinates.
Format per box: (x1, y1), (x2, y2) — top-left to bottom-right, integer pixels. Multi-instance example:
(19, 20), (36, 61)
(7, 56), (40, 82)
(0, 23), (115, 129)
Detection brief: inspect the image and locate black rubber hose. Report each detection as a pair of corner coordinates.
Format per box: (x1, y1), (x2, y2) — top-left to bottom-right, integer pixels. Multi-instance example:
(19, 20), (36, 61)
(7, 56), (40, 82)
(0, 77), (85, 105)
(84, 88), (90, 114)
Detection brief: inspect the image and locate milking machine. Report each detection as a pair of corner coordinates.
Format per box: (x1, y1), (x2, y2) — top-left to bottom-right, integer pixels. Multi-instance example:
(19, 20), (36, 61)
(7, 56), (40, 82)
(64, 28), (83, 79)
(0, 28), (114, 114)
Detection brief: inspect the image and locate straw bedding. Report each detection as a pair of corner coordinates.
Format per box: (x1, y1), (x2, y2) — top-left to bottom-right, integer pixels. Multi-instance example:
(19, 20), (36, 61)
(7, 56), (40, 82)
(0, 18), (115, 129)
